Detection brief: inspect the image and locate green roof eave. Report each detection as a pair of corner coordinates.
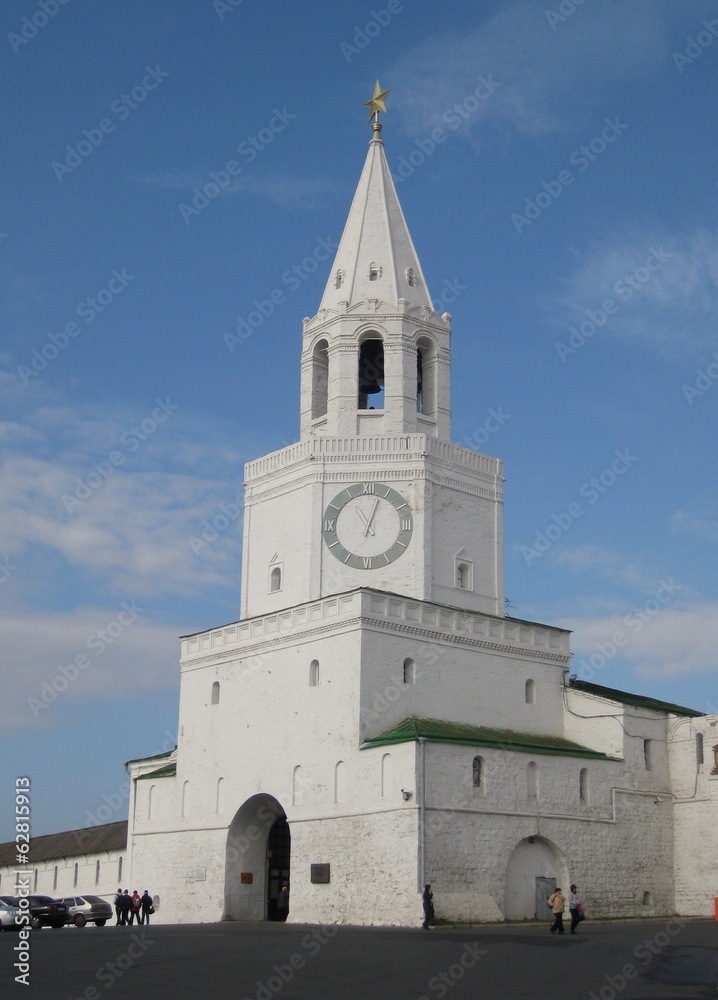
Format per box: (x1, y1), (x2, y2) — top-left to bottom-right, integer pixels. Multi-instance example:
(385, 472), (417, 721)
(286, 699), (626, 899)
(361, 717), (617, 760)
(125, 747), (176, 768)
(569, 679), (703, 718)
(135, 763), (177, 780)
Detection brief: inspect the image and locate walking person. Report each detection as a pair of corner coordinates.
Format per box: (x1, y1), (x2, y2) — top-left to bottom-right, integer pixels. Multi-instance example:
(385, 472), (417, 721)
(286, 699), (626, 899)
(114, 888), (123, 926)
(140, 890), (153, 925)
(548, 886), (566, 934)
(422, 884), (434, 930)
(568, 884), (582, 934)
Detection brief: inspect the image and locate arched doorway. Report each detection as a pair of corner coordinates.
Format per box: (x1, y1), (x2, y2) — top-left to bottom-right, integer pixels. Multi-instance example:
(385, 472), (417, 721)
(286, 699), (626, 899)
(224, 794), (290, 921)
(267, 816), (291, 922)
(503, 836), (567, 920)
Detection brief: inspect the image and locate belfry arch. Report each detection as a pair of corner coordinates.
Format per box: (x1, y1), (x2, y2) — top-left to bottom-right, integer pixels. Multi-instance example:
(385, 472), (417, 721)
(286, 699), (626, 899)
(224, 794), (290, 921)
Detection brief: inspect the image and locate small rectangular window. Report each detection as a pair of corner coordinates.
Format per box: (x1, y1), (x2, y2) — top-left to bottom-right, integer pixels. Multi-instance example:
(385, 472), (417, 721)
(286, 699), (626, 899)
(643, 739), (652, 770)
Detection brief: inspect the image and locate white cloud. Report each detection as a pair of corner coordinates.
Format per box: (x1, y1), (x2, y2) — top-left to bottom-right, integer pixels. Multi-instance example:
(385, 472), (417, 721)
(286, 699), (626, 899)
(551, 229), (718, 359)
(0, 607), (179, 730)
(557, 599), (718, 683)
(538, 544), (657, 592)
(0, 380), (248, 600)
(671, 507), (718, 543)
(389, 1), (676, 139)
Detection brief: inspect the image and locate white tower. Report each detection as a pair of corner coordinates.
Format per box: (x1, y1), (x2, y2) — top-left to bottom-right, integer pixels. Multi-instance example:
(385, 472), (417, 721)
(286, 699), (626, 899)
(126, 87), (687, 931)
(240, 90), (504, 619)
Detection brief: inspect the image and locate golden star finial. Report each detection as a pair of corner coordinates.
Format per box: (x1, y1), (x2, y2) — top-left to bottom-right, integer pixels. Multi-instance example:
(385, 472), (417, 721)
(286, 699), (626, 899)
(365, 80), (390, 123)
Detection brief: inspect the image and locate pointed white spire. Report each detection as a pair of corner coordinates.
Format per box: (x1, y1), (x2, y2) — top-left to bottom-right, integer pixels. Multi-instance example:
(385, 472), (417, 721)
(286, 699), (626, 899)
(317, 113), (433, 314)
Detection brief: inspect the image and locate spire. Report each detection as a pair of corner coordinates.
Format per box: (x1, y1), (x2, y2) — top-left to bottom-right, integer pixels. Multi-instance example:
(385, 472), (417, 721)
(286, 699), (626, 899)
(317, 83), (433, 315)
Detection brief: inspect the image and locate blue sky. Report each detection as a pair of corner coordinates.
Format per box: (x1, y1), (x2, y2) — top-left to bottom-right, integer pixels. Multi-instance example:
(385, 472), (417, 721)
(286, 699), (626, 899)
(2, 0), (718, 840)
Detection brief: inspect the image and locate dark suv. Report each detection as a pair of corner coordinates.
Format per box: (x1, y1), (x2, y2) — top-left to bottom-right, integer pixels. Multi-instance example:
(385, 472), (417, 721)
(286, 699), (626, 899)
(24, 895), (69, 929)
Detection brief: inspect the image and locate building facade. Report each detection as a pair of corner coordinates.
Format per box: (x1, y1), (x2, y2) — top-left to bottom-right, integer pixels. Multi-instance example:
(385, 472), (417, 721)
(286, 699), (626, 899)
(122, 100), (717, 926)
(5, 94), (716, 926)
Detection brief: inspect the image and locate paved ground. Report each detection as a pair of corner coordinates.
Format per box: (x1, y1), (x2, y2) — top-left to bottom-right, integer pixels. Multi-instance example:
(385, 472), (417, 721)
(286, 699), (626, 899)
(1, 918), (717, 999)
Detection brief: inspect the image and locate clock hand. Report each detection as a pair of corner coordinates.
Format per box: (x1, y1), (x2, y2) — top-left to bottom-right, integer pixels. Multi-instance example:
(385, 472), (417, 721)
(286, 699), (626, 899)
(356, 499), (379, 536)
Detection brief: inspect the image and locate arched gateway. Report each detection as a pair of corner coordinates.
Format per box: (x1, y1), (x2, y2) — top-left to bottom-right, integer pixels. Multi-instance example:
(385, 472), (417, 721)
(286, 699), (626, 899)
(224, 794), (290, 921)
(503, 836), (568, 921)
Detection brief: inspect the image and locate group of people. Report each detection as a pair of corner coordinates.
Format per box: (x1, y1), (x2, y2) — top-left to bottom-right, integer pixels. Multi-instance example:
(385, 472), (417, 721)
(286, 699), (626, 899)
(548, 883), (585, 934)
(114, 888), (154, 925)
(420, 882), (586, 933)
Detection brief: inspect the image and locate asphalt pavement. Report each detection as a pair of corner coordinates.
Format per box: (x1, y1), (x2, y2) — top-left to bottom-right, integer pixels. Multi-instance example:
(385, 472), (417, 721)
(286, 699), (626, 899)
(1, 917), (717, 999)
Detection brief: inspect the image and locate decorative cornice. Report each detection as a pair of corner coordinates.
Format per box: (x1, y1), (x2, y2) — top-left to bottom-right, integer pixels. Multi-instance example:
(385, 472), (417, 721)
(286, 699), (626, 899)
(181, 588), (569, 669)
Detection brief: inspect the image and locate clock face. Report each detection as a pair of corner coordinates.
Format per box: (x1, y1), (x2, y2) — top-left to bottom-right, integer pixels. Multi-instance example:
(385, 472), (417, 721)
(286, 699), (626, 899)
(322, 482), (413, 570)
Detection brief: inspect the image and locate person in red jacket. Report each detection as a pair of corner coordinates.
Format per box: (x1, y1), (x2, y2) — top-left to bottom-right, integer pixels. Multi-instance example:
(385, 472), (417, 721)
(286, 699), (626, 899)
(128, 890), (142, 925)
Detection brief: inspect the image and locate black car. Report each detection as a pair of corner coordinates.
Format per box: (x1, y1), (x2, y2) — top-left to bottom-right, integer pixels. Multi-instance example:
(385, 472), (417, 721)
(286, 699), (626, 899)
(23, 895), (69, 929)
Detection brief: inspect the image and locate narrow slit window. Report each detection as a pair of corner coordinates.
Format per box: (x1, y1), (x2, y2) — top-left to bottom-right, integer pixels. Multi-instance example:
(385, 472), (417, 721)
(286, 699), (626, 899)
(579, 768), (589, 804)
(472, 756), (483, 789)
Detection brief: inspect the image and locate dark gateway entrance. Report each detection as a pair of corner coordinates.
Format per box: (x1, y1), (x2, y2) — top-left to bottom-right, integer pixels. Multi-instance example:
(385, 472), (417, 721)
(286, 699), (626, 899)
(267, 816), (291, 921)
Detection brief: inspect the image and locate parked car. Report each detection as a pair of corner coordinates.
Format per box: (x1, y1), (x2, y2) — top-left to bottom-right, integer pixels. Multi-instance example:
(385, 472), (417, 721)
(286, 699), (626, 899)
(59, 895), (112, 927)
(24, 895), (69, 929)
(0, 900), (22, 931)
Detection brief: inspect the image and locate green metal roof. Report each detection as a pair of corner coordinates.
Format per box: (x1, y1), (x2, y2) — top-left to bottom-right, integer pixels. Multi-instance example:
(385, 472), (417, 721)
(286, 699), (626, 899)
(135, 762), (177, 780)
(125, 747), (176, 767)
(362, 717), (615, 760)
(569, 679), (703, 718)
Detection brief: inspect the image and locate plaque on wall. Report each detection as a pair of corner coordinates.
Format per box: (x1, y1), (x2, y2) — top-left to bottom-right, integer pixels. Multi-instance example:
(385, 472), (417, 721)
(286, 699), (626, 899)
(240, 872), (253, 884)
(311, 864), (330, 884)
